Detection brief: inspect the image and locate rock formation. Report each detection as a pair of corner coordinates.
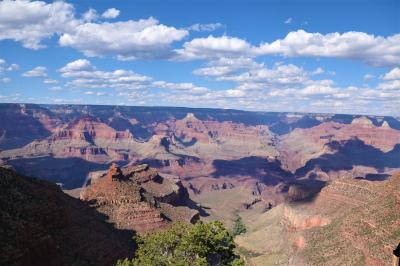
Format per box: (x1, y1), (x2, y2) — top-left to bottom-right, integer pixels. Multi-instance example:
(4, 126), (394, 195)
(381, 120), (392, 129)
(351, 116), (375, 127)
(80, 164), (199, 233)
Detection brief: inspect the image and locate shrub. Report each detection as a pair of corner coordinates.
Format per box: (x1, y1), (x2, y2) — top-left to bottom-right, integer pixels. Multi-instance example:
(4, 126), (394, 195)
(117, 221), (244, 266)
(232, 216), (247, 236)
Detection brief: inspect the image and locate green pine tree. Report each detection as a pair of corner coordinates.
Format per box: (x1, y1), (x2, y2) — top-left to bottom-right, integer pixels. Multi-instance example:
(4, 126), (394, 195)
(116, 221), (245, 266)
(232, 215), (247, 236)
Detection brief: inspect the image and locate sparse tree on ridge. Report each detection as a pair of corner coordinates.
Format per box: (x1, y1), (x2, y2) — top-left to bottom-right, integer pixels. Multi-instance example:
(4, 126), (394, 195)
(232, 215), (247, 237)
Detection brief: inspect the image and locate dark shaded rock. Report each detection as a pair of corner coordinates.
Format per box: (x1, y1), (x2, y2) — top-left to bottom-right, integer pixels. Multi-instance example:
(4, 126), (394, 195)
(0, 167), (133, 266)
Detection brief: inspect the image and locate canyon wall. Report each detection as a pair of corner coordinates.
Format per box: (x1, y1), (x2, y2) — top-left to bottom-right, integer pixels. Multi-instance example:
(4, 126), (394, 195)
(1, 103), (399, 203)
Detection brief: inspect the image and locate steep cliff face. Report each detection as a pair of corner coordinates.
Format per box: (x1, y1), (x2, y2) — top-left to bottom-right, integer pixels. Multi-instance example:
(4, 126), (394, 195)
(80, 164), (199, 233)
(0, 167), (133, 266)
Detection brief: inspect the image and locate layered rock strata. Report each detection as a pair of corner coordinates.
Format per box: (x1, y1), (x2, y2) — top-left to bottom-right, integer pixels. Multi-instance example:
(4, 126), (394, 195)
(80, 164), (199, 233)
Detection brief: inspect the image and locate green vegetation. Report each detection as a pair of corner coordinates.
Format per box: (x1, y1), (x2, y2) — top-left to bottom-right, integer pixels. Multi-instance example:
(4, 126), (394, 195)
(232, 215), (247, 236)
(116, 221), (244, 266)
(235, 246), (263, 258)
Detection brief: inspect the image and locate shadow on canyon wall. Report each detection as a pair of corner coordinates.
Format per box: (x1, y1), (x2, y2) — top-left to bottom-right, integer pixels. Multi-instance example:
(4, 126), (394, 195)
(211, 156), (331, 203)
(6, 138), (399, 192)
(268, 115), (321, 135)
(210, 139), (400, 201)
(0, 104), (52, 149)
(173, 134), (198, 147)
(295, 138), (400, 177)
(7, 157), (110, 189)
(160, 137), (201, 163)
(212, 156), (295, 186)
(282, 179), (328, 203)
(355, 173), (391, 181)
(109, 116), (152, 141)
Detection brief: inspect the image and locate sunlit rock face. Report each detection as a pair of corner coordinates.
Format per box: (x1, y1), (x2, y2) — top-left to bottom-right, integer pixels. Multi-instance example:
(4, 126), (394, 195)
(80, 164), (199, 233)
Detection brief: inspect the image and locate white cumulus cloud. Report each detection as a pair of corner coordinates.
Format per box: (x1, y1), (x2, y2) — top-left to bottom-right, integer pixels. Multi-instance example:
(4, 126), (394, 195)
(179, 30), (400, 67)
(0, 59), (18, 83)
(1, 77), (11, 83)
(0, 0), (79, 49)
(59, 59), (94, 73)
(284, 17), (293, 24)
(185, 23), (224, 32)
(0, 59), (19, 73)
(59, 17), (188, 60)
(177, 35), (253, 60)
(257, 30), (400, 67)
(193, 57), (263, 77)
(0, 2), (186, 60)
(377, 68), (400, 91)
(311, 67), (324, 75)
(82, 8), (98, 22)
(59, 59), (151, 89)
(23, 66), (47, 77)
(382, 67), (400, 80)
(152, 81), (209, 94)
(363, 74), (375, 81)
(101, 8), (120, 19)
(44, 78), (58, 84)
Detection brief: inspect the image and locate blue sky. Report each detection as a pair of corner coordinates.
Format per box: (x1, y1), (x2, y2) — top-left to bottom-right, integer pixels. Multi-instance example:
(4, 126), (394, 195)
(0, 0), (399, 115)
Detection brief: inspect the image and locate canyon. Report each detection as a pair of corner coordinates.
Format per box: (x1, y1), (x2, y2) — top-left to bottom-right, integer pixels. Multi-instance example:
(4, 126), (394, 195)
(1, 103), (399, 201)
(1, 103), (399, 265)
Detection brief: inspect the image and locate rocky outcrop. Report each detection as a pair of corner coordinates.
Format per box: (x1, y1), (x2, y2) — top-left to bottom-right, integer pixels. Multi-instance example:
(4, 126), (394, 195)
(283, 206), (330, 230)
(381, 120), (391, 129)
(351, 116), (374, 127)
(80, 164), (199, 233)
(0, 167), (133, 266)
